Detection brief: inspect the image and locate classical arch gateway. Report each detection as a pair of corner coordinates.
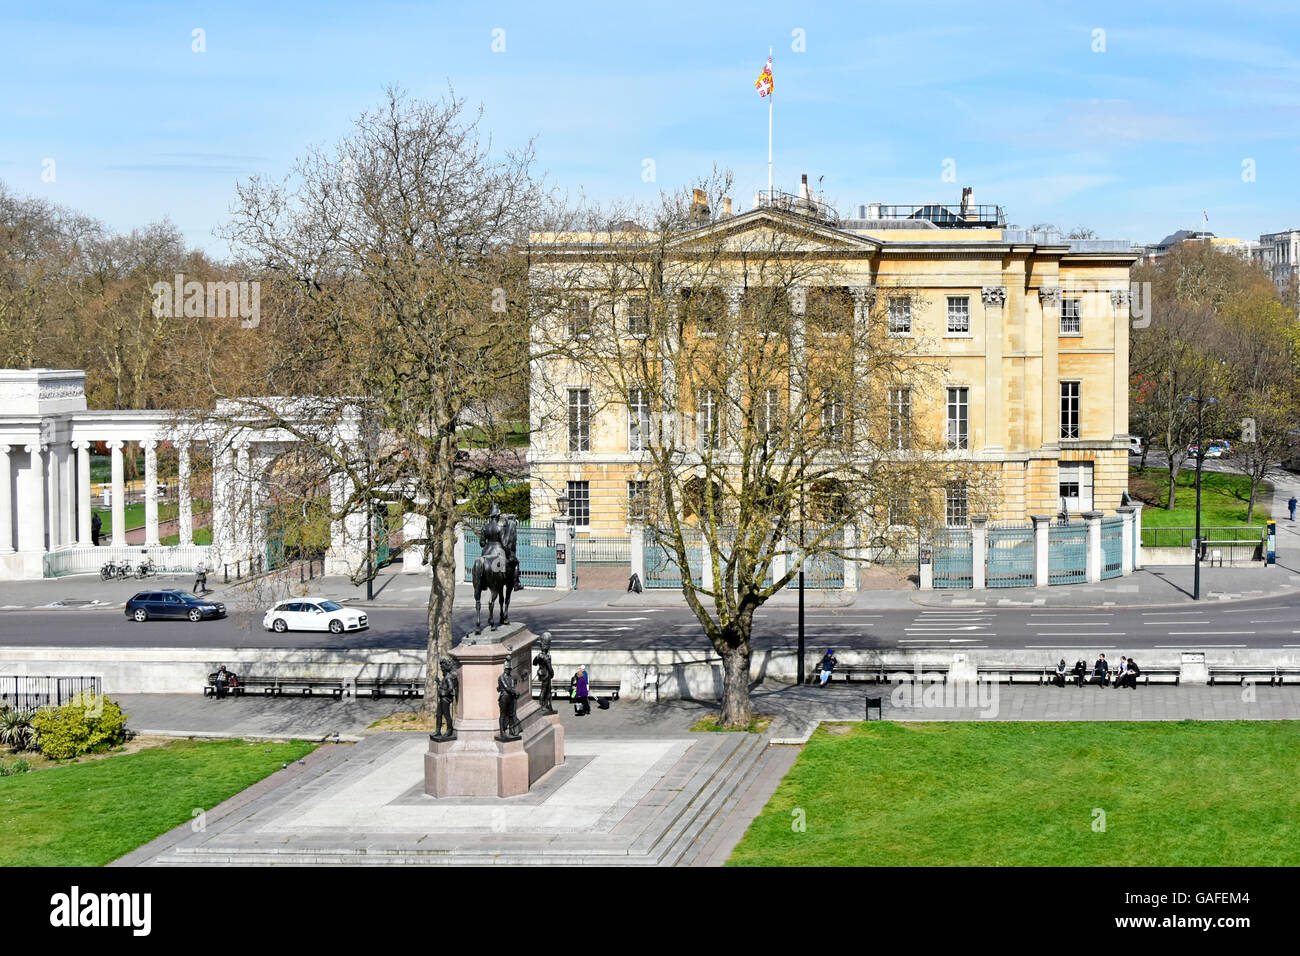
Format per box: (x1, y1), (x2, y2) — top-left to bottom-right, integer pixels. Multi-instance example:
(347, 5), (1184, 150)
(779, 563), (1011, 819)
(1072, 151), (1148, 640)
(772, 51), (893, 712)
(0, 368), (370, 580)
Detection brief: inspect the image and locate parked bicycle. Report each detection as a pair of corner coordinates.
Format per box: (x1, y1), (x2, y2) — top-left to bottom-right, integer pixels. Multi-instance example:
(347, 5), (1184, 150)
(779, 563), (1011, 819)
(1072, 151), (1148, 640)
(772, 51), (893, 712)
(136, 559), (157, 579)
(99, 561), (117, 581)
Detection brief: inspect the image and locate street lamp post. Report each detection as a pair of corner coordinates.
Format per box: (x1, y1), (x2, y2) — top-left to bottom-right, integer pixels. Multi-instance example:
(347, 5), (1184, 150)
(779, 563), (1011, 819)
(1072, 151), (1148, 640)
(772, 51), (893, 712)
(1184, 391), (1218, 600)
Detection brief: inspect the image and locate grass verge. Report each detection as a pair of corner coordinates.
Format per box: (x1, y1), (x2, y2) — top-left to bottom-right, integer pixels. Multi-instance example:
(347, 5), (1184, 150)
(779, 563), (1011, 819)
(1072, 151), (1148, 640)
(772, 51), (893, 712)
(690, 714), (774, 734)
(728, 721), (1300, 866)
(0, 737), (316, 866)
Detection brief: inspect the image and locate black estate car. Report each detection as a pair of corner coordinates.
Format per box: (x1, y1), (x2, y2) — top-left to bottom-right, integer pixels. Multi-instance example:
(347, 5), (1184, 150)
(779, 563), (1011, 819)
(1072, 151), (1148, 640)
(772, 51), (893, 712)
(125, 589), (226, 622)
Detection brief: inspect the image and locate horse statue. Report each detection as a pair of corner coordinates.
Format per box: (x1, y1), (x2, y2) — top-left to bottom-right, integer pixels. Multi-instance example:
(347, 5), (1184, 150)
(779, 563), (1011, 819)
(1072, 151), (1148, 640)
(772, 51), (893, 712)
(472, 504), (522, 632)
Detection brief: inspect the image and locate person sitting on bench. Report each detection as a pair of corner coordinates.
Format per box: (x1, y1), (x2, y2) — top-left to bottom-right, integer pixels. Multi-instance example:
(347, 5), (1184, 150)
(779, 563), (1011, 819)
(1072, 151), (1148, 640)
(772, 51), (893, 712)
(1111, 656), (1128, 689)
(1071, 659), (1087, 688)
(1116, 657), (1140, 689)
(1092, 654), (1109, 687)
(818, 648), (839, 687)
(214, 665), (231, 700)
(1053, 658), (1067, 687)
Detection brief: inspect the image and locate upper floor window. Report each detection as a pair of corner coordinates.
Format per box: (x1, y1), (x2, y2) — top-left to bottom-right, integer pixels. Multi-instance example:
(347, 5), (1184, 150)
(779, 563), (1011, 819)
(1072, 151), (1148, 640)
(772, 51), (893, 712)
(626, 296), (650, 336)
(1060, 297), (1082, 335)
(567, 298), (593, 339)
(888, 387), (911, 450)
(947, 296), (970, 334)
(1060, 381), (1080, 440)
(888, 297), (912, 335)
(698, 388), (721, 450)
(822, 393), (845, 445)
(628, 387), (651, 451)
(946, 387), (969, 450)
(759, 387), (782, 448)
(567, 388), (590, 452)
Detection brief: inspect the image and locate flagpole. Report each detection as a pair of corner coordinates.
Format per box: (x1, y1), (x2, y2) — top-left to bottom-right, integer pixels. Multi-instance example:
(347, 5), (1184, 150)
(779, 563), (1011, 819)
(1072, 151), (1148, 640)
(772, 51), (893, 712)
(767, 46), (773, 203)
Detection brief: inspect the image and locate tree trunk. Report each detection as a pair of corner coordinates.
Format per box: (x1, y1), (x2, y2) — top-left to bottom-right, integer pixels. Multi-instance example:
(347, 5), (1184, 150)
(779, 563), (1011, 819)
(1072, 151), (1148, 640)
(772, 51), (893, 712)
(716, 628), (753, 728)
(1166, 461), (1178, 510)
(423, 502), (457, 715)
(1246, 473), (1259, 524)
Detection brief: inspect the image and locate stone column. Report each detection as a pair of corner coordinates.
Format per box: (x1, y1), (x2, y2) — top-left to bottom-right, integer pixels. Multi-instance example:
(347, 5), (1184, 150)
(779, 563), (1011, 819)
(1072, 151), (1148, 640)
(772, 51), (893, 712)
(401, 511), (427, 573)
(74, 442), (91, 545)
(25, 444), (47, 553)
(919, 537), (933, 590)
(1118, 505), (1135, 574)
(1039, 287), (1062, 451)
(787, 286), (806, 415)
(1031, 514), (1052, 587)
(553, 516), (571, 591)
(842, 524), (857, 592)
(1084, 510), (1103, 584)
(143, 439), (160, 547)
(1132, 503), (1144, 570)
(454, 522), (466, 582)
(970, 515), (988, 590)
(234, 444), (251, 563)
(177, 442), (193, 547)
(630, 524), (646, 586)
(981, 287), (1007, 454)
(109, 441), (126, 546)
(701, 535), (714, 591)
(0, 445), (12, 553)
(1110, 289), (1131, 447)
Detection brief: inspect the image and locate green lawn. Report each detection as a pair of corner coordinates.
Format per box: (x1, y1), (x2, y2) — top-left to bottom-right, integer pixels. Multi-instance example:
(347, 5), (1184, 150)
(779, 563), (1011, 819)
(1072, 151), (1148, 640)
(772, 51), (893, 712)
(93, 499), (211, 534)
(160, 526), (212, 546)
(0, 738), (315, 866)
(1130, 467), (1269, 540)
(728, 721), (1300, 867)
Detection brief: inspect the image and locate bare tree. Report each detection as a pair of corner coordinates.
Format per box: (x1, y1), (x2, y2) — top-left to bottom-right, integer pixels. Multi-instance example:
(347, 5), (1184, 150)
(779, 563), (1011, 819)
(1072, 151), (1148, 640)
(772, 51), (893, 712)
(533, 175), (993, 726)
(214, 88), (538, 707)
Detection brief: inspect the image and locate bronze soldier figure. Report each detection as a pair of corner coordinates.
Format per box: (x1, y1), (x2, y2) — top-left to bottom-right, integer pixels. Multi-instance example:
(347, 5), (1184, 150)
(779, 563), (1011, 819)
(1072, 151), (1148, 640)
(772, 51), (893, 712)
(533, 632), (555, 714)
(432, 656), (458, 740)
(496, 659), (522, 741)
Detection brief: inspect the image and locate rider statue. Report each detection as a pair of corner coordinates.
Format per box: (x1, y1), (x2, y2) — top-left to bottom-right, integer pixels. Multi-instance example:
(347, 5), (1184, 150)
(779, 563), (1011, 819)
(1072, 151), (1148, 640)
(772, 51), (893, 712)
(481, 503), (522, 593)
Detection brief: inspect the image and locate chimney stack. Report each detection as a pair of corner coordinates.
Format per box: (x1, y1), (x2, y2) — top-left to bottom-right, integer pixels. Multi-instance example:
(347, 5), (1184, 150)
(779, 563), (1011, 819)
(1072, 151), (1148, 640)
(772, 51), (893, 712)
(722, 196), (732, 218)
(690, 188), (710, 224)
(960, 186), (974, 217)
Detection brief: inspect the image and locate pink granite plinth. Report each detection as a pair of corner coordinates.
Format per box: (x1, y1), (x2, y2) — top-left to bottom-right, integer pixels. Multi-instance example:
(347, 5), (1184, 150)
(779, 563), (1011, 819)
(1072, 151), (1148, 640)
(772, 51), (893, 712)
(424, 623), (566, 798)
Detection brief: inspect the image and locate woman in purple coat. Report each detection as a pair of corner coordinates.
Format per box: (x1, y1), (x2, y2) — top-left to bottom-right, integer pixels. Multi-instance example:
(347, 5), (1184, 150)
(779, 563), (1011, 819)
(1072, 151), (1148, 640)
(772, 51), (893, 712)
(573, 665), (591, 716)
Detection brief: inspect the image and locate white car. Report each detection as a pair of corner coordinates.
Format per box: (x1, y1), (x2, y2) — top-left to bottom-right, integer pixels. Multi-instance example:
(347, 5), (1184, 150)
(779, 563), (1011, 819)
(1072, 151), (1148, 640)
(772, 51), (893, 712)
(262, 599), (368, 634)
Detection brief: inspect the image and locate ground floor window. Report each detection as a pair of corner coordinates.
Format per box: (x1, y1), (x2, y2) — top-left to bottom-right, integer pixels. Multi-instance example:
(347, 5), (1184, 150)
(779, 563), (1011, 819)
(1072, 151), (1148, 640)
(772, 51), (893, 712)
(1058, 461), (1093, 515)
(627, 480), (649, 521)
(945, 481), (968, 527)
(567, 480), (590, 527)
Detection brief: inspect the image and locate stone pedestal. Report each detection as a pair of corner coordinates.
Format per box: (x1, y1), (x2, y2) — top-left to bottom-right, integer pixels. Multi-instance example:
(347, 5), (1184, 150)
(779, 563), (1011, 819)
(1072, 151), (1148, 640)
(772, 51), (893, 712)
(424, 622), (565, 797)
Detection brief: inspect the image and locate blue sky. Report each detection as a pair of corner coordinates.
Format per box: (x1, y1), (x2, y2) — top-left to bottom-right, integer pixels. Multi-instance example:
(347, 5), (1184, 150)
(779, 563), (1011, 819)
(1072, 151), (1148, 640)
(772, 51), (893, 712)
(2, 0), (1298, 252)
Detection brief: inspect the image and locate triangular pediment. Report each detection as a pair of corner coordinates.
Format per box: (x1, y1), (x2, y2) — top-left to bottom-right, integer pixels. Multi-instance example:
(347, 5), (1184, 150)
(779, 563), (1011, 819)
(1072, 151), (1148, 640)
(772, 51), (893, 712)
(667, 208), (881, 254)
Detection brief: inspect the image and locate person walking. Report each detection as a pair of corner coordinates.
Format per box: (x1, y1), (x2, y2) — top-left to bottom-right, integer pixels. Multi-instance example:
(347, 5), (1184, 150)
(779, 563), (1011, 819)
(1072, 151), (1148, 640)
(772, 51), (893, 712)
(91, 512), (102, 546)
(1289, 496), (1296, 521)
(573, 665), (591, 716)
(194, 560), (208, 594)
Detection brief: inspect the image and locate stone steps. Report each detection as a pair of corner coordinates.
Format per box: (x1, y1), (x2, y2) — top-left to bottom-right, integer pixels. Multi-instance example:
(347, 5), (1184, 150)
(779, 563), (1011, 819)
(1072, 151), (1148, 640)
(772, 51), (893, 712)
(148, 732), (775, 867)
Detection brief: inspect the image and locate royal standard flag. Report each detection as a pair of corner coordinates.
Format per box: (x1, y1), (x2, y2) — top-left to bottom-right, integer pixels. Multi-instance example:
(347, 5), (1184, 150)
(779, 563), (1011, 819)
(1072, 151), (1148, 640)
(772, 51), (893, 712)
(755, 56), (773, 97)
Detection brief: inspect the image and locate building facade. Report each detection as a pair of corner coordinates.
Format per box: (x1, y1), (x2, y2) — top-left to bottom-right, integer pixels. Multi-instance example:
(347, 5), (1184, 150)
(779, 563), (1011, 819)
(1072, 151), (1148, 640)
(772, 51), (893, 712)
(527, 186), (1140, 535)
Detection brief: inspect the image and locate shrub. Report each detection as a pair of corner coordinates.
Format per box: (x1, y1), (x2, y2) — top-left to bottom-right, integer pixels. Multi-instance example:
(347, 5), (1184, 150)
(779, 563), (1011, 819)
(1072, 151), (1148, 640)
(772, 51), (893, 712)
(0, 707), (37, 752)
(29, 694), (129, 760)
(0, 758), (30, 776)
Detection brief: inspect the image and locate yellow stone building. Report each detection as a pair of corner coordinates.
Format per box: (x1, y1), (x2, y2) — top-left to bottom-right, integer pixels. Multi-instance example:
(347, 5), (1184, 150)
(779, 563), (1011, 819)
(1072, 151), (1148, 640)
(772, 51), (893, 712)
(528, 184), (1140, 535)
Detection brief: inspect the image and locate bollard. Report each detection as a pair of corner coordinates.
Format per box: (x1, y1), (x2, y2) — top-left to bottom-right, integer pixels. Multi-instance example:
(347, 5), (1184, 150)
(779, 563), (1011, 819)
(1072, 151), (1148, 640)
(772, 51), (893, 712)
(223, 564), (229, 584)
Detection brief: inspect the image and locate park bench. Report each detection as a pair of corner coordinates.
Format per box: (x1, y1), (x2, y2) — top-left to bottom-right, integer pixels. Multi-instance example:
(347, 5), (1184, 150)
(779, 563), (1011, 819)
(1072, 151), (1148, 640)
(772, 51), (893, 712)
(204, 672), (345, 698)
(1209, 664), (1289, 687)
(352, 677), (423, 699)
(977, 665), (1050, 684)
(803, 663), (888, 684)
(532, 679), (621, 702)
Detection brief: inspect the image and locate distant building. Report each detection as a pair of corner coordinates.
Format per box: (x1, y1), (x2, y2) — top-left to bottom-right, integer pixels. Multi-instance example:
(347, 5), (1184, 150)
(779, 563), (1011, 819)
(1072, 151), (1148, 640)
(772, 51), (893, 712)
(1142, 230), (1258, 265)
(1259, 229), (1300, 291)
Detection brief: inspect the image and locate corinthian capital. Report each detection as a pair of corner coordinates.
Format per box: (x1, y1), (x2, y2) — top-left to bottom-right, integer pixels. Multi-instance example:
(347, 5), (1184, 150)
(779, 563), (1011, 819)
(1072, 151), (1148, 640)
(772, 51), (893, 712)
(1038, 286), (1062, 306)
(1110, 289), (1131, 307)
(981, 286), (1007, 307)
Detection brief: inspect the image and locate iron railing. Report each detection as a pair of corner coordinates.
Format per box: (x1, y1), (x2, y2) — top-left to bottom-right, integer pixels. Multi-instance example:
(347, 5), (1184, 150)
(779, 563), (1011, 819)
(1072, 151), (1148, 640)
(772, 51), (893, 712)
(44, 545), (211, 578)
(1141, 526), (1264, 549)
(0, 675), (101, 712)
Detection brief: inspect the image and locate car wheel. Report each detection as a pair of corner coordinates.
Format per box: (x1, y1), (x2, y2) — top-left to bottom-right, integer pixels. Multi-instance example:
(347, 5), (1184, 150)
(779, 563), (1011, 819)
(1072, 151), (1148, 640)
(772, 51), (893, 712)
(329, 619), (344, 634)
(133, 608), (147, 622)
(188, 609), (202, 622)
(273, 619), (287, 633)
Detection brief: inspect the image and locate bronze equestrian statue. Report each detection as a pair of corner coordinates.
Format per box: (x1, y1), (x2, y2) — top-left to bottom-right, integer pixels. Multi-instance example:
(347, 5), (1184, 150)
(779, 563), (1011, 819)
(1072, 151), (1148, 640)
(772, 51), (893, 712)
(472, 503), (521, 632)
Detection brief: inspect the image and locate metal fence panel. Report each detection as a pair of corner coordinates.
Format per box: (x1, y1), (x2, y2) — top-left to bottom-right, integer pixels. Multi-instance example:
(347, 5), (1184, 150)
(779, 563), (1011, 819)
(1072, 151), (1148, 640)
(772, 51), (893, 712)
(1101, 517), (1123, 579)
(464, 520), (556, 587)
(644, 529), (703, 588)
(43, 545), (212, 578)
(1049, 523), (1087, 585)
(575, 535), (631, 565)
(933, 528), (973, 588)
(987, 523), (1035, 588)
(0, 675), (102, 712)
(785, 529), (845, 589)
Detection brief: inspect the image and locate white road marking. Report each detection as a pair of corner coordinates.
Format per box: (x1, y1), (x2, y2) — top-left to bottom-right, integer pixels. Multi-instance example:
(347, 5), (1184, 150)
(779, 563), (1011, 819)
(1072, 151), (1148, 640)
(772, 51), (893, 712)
(905, 625), (986, 632)
(584, 610), (662, 614)
(1166, 631), (1255, 636)
(1026, 645), (1116, 649)
(1035, 633), (1126, 638)
(1142, 610), (1206, 616)
(575, 616), (649, 622)
(1155, 644), (1247, 648)
(1248, 620), (1292, 624)
(898, 638), (985, 644)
